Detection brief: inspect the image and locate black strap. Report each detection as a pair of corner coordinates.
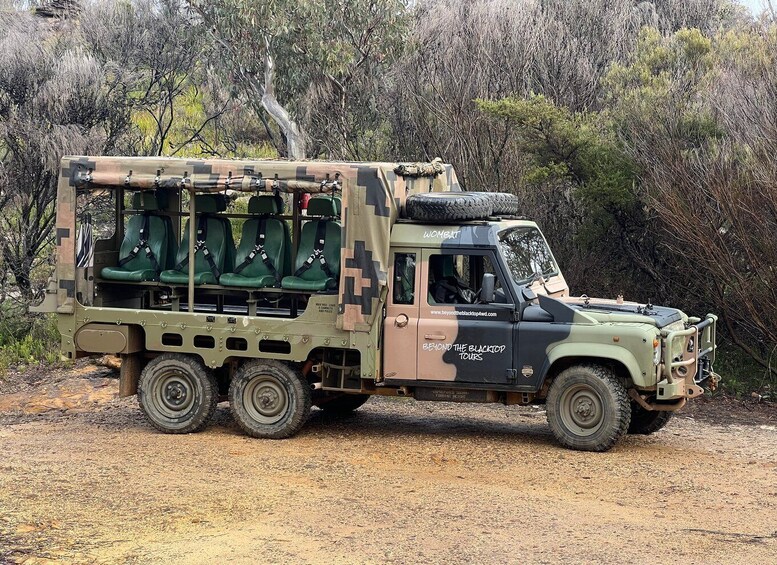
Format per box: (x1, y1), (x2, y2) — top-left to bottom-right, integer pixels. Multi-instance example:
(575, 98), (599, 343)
(233, 218), (281, 284)
(174, 215), (221, 279)
(118, 214), (160, 273)
(294, 220), (334, 279)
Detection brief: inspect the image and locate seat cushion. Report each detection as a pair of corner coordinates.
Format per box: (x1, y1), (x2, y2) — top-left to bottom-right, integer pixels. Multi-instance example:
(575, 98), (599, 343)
(220, 273), (279, 288)
(281, 275), (335, 291)
(101, 266), (159, 282)
(228, 218), (286, 280)
(288, 219), (341, 281)
(159, 269), (218, 285)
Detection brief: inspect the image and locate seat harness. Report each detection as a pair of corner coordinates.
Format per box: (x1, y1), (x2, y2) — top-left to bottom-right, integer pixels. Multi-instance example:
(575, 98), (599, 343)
(118, 214), (160, 274)
(294, 221), (335, 279)
(174, 214), (221, 279)
(233, 218), (282, 284)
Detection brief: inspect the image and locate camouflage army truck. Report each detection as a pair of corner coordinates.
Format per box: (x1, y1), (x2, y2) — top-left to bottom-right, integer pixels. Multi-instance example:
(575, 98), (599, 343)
(33, 156), (718, 451)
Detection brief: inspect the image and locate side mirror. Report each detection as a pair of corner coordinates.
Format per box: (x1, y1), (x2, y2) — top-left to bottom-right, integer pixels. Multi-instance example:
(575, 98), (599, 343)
(480, 273), (496, 304)
(522, 287), (537, 301)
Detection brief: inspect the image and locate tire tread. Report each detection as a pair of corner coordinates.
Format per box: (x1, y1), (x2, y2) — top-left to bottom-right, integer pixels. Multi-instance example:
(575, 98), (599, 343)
(405, 193), (492, 222)
(229, 359), (311, 439)
(546, 364), (631, 452)
(628, 405), (673, 434)
(137, 353), (218, 434)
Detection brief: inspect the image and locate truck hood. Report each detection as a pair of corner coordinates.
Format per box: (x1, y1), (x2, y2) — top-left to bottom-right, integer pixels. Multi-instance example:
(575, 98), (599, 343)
(562, 298), (685, 329)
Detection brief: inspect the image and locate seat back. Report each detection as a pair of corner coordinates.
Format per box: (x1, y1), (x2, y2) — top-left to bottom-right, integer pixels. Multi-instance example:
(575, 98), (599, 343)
(174, 194), (233, 276)
(116, 191), (172, 273)
(233, 195), (288, 279)
(293, 197), (342, 284)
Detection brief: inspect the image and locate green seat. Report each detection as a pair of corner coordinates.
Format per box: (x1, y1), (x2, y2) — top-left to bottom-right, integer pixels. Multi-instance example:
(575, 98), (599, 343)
(221, 195), (289, 288)
(101, 191), (176, 282)
(160, 194), (234, 286)
(282, 197), (341, 292)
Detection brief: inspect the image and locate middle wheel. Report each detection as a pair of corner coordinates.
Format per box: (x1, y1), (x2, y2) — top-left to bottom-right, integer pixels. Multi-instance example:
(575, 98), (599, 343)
(229, 359), (312, 439)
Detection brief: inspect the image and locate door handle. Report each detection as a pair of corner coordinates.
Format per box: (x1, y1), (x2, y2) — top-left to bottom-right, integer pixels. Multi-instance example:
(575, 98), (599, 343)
(395, 313), (409, 328)
(424, 334), (446, 340)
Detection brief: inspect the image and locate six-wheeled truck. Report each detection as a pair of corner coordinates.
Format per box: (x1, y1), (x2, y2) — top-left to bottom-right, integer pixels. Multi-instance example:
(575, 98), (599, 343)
(32, 156), (718, 451)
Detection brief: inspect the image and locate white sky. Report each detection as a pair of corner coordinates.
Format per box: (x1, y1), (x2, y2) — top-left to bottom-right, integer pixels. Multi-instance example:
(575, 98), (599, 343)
(739, 0), (768, 13)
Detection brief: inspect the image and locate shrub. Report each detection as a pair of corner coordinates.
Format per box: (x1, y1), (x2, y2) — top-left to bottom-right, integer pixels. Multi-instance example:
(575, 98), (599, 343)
(0, 300), (61, 377)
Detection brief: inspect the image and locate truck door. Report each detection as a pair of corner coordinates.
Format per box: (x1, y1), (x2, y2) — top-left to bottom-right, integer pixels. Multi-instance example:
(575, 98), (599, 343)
(382, 250), (421, 380)
(417, 249), (515, 384)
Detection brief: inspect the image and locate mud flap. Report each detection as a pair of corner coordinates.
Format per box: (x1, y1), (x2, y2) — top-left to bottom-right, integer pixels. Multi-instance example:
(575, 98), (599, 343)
(119, 353), (143, 397)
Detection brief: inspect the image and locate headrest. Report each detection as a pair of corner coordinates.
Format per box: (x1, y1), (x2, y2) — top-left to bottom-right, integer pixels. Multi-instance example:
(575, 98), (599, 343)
(194, 194), (227, 213)
(248, 195), (284, 215)
(307, 196), (341, 217)
(131, 190), (166, 211)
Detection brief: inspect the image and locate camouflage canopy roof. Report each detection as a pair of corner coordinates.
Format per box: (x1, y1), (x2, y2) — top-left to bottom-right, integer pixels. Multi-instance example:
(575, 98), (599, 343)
(64, 156), (460, 195)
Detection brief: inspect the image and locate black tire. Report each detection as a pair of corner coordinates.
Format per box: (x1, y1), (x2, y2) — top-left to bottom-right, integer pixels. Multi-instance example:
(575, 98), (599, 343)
(405, 192), (493, 222)
(546, 364), (631, 452)
(229, 360), (311, 439)
(137, 353), (218, 434)
(314, 392), (371, 414)
(628, 404), (673, 434)
(466, 192), (520, 216)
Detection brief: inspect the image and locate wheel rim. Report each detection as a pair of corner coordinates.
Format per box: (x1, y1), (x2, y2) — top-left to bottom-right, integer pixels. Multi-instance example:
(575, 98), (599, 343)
(150, 368), (197, 419)
(242, 375), (289, 425)
(558, 384), (604, 437)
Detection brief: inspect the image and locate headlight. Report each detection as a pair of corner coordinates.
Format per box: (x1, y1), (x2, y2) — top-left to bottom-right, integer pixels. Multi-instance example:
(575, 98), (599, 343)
(653, 337), (662, 365)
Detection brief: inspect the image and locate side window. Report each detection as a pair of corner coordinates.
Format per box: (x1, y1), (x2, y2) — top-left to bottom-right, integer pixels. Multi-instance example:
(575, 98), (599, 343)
(393, 253), (416, 305)
(428, 253), (502, 305)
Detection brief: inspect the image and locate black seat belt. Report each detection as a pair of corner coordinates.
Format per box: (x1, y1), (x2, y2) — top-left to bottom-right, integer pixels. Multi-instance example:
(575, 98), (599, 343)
(233, 218), (282, 284)
(294, 220), (334, 279)
(174, 214), (221, 279)
(118, 213), (160, 273)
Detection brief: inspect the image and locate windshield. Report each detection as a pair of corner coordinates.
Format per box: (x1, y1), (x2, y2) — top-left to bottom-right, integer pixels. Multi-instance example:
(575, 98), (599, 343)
(498, 227), (558, 285)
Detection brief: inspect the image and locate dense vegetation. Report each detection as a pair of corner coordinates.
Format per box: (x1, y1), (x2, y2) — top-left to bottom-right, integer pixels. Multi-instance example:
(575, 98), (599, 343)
(0, 0), (774, 393)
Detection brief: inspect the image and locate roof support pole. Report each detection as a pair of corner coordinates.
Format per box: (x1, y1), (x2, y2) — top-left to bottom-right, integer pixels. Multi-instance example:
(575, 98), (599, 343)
(188, 189), (196, 313)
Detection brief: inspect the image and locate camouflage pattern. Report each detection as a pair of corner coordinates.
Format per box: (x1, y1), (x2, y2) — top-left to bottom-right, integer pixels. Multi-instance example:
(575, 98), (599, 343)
(383, 221), (717, 405)
(54, 156), (461, 334)
(43, 155), (714, 412)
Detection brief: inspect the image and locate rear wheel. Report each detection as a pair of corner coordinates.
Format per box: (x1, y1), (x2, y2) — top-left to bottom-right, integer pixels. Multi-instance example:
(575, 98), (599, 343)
(137, 353), (218, 434)
(229, 360), (311, 439)
(546, 364), (631, 452)
(628, 404), (673, 434)
(314, 393), (371, 414)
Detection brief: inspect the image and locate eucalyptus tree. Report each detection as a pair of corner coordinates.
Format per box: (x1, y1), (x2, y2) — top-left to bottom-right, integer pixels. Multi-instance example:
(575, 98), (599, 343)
(80, 0), (216, 156)
(187, 0), (407, 159)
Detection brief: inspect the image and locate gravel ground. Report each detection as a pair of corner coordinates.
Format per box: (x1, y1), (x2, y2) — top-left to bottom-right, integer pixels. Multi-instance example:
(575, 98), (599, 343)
(0, 365), (775, 565)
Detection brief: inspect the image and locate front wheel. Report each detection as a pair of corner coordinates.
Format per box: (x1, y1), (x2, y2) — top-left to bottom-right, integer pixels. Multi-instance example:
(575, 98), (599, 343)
(628, 404), (673, 434)
(546, 364), (631, 452)
(314, 393), (371, 414)
(229, 360), (311, 439)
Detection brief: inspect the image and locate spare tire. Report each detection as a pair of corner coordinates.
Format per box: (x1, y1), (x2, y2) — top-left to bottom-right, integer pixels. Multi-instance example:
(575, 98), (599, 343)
(405, 192), (493, 223)
(467, 192), (520, 216)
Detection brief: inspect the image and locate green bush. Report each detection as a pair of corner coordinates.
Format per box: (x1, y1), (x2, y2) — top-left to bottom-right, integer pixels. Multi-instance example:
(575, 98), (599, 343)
(713, 342), (774, 399)
(0, 300), (61, 377)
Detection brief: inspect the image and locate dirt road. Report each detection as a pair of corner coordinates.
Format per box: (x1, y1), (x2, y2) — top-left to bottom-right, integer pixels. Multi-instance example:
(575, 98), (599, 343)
(1, 366), (775, 564)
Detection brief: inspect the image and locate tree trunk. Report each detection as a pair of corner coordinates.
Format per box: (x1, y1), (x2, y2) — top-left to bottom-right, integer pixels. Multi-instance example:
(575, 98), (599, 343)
(262, 38), (305, 160)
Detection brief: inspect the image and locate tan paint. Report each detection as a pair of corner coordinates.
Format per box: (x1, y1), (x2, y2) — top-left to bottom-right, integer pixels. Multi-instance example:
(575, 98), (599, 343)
(416, 250), (458, 382)
(382, 249), (421, 381)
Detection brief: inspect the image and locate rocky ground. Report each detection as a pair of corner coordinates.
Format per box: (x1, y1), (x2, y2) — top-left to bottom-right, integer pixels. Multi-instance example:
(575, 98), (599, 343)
(0, 362), (775, 564)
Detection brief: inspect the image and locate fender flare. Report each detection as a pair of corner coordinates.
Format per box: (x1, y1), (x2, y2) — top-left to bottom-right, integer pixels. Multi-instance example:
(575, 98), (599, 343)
(538, 343), (646, 389)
